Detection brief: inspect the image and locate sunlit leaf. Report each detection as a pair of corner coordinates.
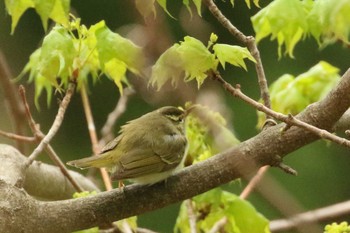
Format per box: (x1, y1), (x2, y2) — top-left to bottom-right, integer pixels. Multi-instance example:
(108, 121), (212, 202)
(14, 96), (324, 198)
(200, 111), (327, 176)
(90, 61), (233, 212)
(5, 0), (35, 33)
(177, 36), (218, 87)
(245, 0), (260, 9)
(32, 0), (55, 31)
(5, 0), (70, 33)
(48, 0), (70, 28)
(251, 0), (308, 57)
(213, 44), (256, 70)
(94, 21), (145, 76)
(324, 222), (350, 233)
(149, 44), (184, 90)
(150, 36), (218, 89)
(104, 58), (127, 94)
(308, 0), (350, 45)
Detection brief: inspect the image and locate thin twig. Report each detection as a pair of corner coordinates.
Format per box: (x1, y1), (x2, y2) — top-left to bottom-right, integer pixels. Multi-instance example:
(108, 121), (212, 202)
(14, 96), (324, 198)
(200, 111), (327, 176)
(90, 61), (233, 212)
(80, 85), (113, 191)
(270, 200), (350, 232)
(18, 85), (84, 192)
(44, 145), (84, 192)
(240, 165), (269, 199)
(25, 82), (76, 166)
(100, 87), (135, 146)
(0, 130), (36, 143)
(185, 199), (197, 233)
(0, 50), (26, 151)
(19, 85), (41, 135)
(210, 70), (350, 149)
(208, 216), (228, 233)
(203, 0), (271, 111)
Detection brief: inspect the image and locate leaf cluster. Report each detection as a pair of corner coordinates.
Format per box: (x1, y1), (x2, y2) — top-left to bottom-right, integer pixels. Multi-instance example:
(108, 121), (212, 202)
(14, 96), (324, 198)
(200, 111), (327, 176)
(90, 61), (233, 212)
(150, 34), (256, 90)
(257, 61), (341, 127)
(252, 0), (350, 57)
(18, 19), (144, 107)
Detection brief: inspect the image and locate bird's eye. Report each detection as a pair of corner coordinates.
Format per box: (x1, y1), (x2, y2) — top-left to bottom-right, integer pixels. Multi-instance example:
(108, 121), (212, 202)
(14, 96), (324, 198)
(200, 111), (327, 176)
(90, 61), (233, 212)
(167, 114), (184, 123)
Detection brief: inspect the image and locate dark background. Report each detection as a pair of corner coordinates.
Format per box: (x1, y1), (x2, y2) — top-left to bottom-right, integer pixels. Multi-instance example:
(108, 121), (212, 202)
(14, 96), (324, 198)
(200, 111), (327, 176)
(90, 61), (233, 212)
(0, 1), (349, 232)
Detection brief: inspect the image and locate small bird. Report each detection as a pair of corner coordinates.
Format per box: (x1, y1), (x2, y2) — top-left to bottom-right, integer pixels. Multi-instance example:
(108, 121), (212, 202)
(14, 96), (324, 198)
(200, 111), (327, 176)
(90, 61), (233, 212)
(67, 106), (188, 186)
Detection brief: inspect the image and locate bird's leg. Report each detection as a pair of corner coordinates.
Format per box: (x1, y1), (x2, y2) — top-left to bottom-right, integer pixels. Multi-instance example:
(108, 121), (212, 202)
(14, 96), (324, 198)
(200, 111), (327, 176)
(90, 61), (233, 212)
(118, 180), (125, 190)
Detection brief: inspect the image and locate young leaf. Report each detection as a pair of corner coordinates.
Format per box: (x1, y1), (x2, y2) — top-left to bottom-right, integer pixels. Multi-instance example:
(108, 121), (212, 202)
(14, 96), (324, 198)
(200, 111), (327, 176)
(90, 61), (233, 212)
(175, 188), (270, 233)
(149, 44), (184, 90)
(93, 21), (145, 76)
(251, 0), (308, 57)
(177, 36), (218, 87)
(257, 61), (340, 128)
(5, 0), (35, 34)
(156, 0), (174, 18)
(213, 44), (256, 70)
(308, 0), (350, 45)
(150, 36), (218, 90)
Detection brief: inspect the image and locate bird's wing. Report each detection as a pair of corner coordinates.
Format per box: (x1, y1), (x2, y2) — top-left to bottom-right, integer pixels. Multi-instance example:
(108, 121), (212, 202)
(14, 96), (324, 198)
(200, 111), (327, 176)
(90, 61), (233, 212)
(111, 148), (179, 180)
(154, 134), (187, 164)
(100, 135), (122, 153)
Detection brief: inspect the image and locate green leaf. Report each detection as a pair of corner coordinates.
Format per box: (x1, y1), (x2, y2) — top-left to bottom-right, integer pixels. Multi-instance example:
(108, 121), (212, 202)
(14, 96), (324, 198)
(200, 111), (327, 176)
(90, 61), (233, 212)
(20, 25), (77, 107)
(104, 58), (127, 94)
(39, 25), (76, 86)
(32, 0), (55, 31)
(177, 36), (218, 87)
(5, 0), (35, 34)
(149, 44), (184, 90)
(251, 0), (308, 57)
(94, 21), (145, 76)
(324, 222), (350, 233)
(150, 36), (218, 90)
(175, 188), (270, 233)
(257, 61), (340, 128)
(156, 0), (174, 18)
(213, 44), (256, 70)
(183, 0), (202, 17)
(5, 0), (70, 33)
(245, 0), (260, 9)
(308, 0), (350, 45)
(48, 0), (70, 28)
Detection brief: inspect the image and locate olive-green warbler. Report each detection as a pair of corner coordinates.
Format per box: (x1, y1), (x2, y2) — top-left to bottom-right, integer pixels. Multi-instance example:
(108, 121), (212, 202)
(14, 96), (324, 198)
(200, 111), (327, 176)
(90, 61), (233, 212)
(67, 106), (188, 185)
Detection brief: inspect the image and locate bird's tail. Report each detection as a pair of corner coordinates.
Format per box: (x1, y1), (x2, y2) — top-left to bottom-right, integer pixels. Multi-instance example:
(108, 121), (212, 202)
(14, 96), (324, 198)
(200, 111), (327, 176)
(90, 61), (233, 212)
(67, 153), (113, 169)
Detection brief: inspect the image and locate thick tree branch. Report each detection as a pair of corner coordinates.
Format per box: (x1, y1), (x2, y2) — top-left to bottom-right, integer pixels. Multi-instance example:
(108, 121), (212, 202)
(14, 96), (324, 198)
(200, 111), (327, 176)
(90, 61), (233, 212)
(1, 68), (350, 232)
(0, 144), (98, 200)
